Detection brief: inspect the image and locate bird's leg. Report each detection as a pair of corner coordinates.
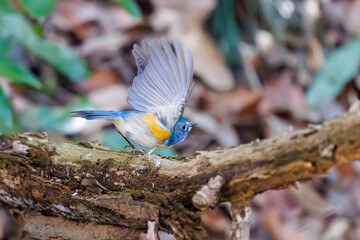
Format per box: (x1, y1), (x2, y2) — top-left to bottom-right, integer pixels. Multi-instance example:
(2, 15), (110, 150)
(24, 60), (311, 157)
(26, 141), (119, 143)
(147, 148), (156, 155)
(133, 146), (147, 155)
(116, 130), (135, 150)
(147, 148), (161, 167)
(116, 130), (153, 156)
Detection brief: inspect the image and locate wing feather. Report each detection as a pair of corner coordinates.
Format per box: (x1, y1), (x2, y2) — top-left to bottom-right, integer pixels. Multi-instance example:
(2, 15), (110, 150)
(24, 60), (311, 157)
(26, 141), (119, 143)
(145, 62), (172, 102)
(149, 43), (178, 94)
(186, 49), (194, 92)
(133, 43), (149, 74)
(160, 38), (181, 90)
(127, 37), (193, 129)
(173, 39), (186, 91)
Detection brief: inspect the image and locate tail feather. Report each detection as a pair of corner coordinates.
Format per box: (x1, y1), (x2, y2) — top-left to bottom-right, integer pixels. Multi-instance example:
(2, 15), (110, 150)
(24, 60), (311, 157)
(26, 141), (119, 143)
(71, 110), (123, 120)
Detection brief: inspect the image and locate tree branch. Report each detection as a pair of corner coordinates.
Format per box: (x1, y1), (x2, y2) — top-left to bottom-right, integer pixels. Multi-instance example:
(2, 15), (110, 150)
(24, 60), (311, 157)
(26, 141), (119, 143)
(1, 111), (360, 239)
(19, 215), (143, 240)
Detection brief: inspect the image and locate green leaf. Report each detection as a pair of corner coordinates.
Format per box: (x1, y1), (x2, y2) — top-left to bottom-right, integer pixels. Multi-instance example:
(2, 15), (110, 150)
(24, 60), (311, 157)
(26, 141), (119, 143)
(21, 0), (57, 17)
(0, 61), (42, 89)
(0, 86), (13, 127)
(152, 148), (177, 157)
(306, 38), (360, 107)
(0, 117), (20, 133)
(101, 129), (134, 152)
(206, 0), (241, 66)
(114, 0), (142, 20)
(31, 41), (90, 82)
(0, 0), (14, 12)
(0, 12), (89, 82)
(0, 28), (12, 60)
(259, 0), (286, 41)
(20, 96), (95, 134)
(0, 12), (39, 46)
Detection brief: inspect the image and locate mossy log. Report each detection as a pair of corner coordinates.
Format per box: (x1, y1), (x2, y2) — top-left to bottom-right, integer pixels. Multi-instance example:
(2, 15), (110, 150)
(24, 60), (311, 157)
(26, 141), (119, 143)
(1, 110), (360, 239)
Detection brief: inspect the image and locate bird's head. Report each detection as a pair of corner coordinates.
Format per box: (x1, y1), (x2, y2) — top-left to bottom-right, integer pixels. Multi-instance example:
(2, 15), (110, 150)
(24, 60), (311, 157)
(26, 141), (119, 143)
(167, 117), (196, 146)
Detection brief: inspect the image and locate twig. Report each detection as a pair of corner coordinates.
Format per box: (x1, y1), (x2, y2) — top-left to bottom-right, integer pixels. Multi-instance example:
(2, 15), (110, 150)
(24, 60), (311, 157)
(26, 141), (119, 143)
(231, 204), (251, 240)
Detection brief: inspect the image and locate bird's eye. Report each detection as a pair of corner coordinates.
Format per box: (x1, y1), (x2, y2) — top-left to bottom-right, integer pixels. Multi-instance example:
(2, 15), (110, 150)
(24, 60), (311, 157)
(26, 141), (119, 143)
(181, 124), (186, 130)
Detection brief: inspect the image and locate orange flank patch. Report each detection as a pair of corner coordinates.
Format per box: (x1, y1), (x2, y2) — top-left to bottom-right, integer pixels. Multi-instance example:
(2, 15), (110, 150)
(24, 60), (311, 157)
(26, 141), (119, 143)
(142, 113), (171, 142)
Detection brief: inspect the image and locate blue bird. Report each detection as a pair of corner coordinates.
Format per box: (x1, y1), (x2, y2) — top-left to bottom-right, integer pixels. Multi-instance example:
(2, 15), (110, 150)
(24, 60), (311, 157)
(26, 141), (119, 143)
(72, 38), (196, 154)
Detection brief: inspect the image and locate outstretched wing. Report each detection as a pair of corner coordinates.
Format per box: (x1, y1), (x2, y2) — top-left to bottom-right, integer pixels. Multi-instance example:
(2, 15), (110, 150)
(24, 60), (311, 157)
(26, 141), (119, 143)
(127, 37), (194, 130)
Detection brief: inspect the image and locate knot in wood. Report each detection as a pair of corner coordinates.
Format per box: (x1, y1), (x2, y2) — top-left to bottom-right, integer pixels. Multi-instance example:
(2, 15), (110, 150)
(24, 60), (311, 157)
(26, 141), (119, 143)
(192, 175), (225, 210)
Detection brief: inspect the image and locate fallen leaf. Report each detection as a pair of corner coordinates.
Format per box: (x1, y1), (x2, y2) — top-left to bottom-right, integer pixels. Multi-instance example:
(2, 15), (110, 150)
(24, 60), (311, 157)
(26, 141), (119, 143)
(262, 209), (309, 240)
(206, 86), (263, 117)
(306, 37), (324, 73)
(178, 27), (235, 91)
(306, 38), (360, 108)
(150, 0), (235, 91)
(260, 72), (321, 122)
(79, 69), (119, 92)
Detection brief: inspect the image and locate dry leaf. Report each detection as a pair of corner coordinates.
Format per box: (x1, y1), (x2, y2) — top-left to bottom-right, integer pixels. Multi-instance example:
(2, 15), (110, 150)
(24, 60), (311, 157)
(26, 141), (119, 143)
(150, 0), (235, 91)
(306, 38), (324, 73)
(206, 86), (263, 117)
(80, 69), (119, 92)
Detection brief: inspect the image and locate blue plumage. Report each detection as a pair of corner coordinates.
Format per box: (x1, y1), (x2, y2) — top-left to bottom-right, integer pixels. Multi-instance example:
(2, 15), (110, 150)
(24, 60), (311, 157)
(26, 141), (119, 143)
(71, 110), (140, 120)
(167, 118), (197, 147)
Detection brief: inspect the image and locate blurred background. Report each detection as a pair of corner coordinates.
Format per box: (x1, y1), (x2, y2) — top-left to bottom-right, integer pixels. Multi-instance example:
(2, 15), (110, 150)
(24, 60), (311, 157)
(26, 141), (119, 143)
(1, 0), (360, 239)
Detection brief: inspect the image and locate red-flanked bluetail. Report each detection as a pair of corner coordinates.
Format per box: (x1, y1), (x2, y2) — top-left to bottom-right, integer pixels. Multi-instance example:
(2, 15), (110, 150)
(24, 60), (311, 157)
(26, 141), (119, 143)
(72, 38), (196, 154)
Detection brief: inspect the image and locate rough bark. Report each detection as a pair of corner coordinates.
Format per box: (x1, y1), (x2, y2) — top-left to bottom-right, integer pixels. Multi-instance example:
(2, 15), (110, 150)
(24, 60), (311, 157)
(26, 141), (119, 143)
(1, 111), (360, 239)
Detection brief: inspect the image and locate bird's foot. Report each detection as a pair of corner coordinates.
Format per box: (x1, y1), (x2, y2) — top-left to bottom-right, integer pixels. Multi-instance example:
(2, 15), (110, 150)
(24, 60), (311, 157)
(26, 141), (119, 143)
(132, 148), (147, 155)
(125, 146), (161, 167)
(124, 145), (135, 152)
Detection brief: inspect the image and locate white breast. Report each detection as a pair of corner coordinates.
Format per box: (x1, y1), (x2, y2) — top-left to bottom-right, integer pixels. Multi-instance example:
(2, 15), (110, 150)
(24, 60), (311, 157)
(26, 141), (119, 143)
(109, 113), (166, 149)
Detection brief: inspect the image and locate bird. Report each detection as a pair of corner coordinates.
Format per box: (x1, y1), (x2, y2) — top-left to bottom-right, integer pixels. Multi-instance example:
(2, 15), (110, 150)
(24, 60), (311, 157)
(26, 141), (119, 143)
(71, 37), (196, 155)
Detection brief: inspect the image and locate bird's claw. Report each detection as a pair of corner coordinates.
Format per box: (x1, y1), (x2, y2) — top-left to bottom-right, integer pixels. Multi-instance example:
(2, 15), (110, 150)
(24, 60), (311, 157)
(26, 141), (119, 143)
(133, 148), (147, 155)
(124, 145), (134, 151)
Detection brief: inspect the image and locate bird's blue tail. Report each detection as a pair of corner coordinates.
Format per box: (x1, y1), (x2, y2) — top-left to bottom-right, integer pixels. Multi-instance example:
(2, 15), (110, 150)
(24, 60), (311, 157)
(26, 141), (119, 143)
(71, 110), (123, 120)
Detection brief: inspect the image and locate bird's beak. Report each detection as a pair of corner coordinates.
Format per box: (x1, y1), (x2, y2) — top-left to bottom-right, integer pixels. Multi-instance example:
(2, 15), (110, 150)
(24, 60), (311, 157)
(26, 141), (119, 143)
(191, 122), (197, 127)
